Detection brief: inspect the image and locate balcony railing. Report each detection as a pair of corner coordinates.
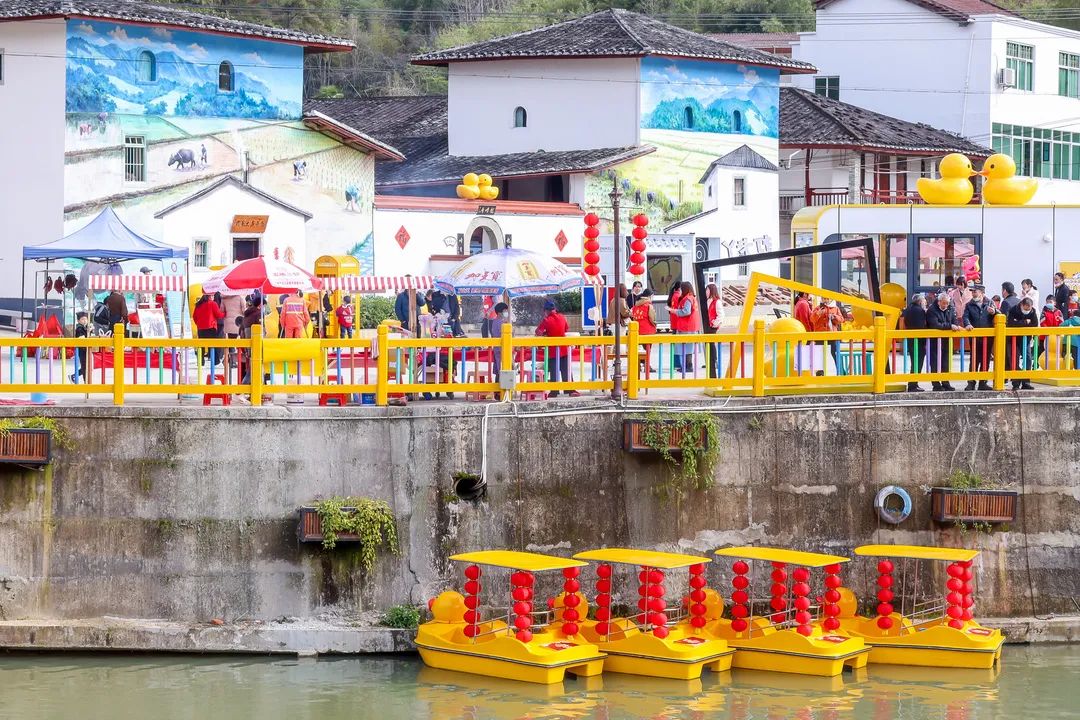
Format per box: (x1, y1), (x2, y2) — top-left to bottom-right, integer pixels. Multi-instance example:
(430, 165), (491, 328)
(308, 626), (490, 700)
(781, 188), (982, 212)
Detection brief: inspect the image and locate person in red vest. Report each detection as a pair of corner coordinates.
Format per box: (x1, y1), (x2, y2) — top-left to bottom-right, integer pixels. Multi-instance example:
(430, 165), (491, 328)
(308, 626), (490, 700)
(793, 291), (813, 332)
(670, 281), (700, 374)
(667, 282), (685, 371)
(705, 283), (724, 378)
(630, 289), (657, 372)
(481, 295), (498, 338)
(536, 299), (580, 397)
(335, 295), (355, 339)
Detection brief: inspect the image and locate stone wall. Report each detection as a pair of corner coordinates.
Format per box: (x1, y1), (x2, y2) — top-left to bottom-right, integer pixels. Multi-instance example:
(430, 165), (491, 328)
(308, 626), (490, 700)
(0, 395), (1077, 623)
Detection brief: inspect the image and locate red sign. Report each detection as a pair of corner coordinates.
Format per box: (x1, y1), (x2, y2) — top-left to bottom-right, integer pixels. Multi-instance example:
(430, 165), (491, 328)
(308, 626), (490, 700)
(554, 230), (568, 252)
(395, 226), (410, 249)
(231, 215), (269, 234)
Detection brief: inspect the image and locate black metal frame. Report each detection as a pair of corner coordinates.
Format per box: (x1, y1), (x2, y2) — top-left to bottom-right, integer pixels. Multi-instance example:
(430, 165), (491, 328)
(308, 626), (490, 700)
(692, 237), (880, 331)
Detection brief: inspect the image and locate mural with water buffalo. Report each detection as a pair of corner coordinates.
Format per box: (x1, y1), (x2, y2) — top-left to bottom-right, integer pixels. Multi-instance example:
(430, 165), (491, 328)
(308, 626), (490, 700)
(62, 20), (375, 276)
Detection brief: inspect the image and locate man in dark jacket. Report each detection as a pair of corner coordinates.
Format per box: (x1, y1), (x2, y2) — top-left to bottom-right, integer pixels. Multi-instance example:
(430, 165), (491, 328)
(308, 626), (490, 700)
(926, 291), (963, 391)
(394, 282), (425, 333)
(1000, 281), (1021, 315)
(1006, 297), (1038, 390)
(104, 290), (129, 336)
(962, 284), (997, 390)
(1053, 272), (1071, 314)
(902, 293), (929, 391)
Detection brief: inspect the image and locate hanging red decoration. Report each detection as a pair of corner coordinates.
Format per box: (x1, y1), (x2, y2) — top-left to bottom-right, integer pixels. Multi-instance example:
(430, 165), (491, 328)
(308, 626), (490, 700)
(876, 561), (894, 631)
(730, 561), (751, 633)
(584, 239), (601, 253)
(632, 213), (649, 227)
(629, 252), (646, 265)
(584, 252), (601, 265)
(946, 561), (967, 629)
(462, 564), (482, 640)
(631, 226), (648, 240)
(631, 239), (646, 252)
(822, 565), (843, 631)
(584, 226), (600, 239)
(628, 265), (645, 276)
(584, 265), (601, 276)
(560, 567), (581, 636)
(584, 213), (600, 226)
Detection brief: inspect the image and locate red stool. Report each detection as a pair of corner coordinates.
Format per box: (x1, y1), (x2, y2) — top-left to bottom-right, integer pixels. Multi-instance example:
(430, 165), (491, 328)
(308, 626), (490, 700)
(319, 374), (349, 406)
(203, 374), (231, 406)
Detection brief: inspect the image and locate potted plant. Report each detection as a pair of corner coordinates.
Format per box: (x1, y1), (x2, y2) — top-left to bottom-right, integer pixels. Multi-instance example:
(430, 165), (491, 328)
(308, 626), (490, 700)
(624, 411), (720, 500)
(0, 417), (69, 466)
(297, 496), (398, 572)
(930, 470), (1018, 527)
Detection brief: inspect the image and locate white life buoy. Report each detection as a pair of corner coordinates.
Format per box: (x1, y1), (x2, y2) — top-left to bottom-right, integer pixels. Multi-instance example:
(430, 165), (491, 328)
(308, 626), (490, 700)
(875, 485), (912, 524)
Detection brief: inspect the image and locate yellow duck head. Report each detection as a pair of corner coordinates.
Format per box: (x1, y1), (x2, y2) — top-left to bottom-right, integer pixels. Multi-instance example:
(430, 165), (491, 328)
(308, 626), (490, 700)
(939, 153), (976, 179)
(429, 590), (468, 623)
(916, 153), (976, 205)
(456, 172), (499, 201)
(979, 153), (1016, 180)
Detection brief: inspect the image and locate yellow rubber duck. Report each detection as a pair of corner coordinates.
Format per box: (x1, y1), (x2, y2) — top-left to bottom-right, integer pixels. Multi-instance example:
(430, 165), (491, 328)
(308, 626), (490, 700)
(980, 153), (1038, 205)
(916, 153), (976, 205)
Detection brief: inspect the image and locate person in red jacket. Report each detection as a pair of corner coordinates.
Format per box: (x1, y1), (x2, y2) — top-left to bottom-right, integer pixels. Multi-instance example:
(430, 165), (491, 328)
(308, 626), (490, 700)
(535, 299), (580, 397)
(793, 291), (813, 332)
(193, 293), (225, 365)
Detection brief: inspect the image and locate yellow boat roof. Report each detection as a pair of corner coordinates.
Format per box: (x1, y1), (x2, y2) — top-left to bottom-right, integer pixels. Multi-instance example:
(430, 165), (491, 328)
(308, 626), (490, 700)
(449, 550), (587, 572)
(714, 546), (850, 567)
(572, 548), (712, 569)
(854, 544), (980, 562)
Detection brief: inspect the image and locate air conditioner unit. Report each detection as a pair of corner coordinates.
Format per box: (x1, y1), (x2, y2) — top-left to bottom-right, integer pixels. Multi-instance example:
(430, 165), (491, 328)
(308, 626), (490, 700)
(999, 66), (1017, 88)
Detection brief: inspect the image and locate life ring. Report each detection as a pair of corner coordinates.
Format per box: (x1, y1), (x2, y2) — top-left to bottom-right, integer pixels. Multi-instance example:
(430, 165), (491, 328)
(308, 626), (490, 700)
(875, 485), (912, 524)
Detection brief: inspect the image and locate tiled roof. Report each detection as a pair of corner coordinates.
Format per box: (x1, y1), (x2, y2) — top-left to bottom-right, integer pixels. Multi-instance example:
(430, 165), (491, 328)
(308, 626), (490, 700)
(153, 176), (313, 219)
(779, 87), (992, 156)
(815, 0), (1014, 23)
(698, 144), (778, 183)
(412, 9), (816, 73)
(1, 0), (353, 50)
(708, 32), (797, 54)
(307, 96), (653, 188)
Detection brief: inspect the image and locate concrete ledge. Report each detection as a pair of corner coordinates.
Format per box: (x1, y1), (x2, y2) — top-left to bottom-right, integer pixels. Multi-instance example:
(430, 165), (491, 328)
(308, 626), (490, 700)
(1, 616), (1077, 655)
(0, 618), (416, 656)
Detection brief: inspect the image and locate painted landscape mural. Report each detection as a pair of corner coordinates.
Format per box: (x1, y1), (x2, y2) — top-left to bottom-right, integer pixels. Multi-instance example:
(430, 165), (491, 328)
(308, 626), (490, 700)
(587, 57), (780, 225)
(65, 20), (303, 118)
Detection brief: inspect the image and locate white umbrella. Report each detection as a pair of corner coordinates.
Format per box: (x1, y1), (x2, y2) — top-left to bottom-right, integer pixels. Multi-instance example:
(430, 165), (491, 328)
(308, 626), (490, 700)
(435, 248), (582, 297)
(200, 256), (322, 295)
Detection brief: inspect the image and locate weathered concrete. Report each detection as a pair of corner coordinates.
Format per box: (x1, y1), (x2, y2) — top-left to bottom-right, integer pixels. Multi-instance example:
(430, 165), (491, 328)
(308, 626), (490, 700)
(0, 393), (1078, 629)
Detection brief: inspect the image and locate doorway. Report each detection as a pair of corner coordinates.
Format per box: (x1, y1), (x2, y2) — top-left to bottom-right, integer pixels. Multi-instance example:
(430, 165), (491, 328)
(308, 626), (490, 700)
(232, 238), (260, 262)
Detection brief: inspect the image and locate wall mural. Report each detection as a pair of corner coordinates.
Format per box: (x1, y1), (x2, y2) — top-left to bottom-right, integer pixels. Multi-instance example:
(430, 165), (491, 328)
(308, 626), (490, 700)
(62, 20), (376, 298)
(65, 20), (303, 118)
(587, 57), (780, 226)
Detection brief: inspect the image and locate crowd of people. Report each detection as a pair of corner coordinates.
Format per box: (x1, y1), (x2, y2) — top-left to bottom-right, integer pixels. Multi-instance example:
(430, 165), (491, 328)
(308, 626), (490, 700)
(899, 272), (1078, 391)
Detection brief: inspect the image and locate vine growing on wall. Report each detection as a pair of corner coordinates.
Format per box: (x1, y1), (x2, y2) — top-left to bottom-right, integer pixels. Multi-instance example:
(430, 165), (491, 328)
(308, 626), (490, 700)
(639, 410), (720, 501)
(945, 469), (995, 534)
(314, 496), (398, 571)
(0, 416), (74, 449)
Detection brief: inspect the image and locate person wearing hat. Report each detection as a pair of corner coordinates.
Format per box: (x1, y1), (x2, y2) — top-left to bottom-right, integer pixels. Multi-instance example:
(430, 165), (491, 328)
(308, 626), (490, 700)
(490, 302), (510, 378)
(962, 283), (996, 390)
(925, 291), (963, 391)
(1006, 296), (1039, 390)
(335, 295), (355, 339)
(535, 299), (579, 397)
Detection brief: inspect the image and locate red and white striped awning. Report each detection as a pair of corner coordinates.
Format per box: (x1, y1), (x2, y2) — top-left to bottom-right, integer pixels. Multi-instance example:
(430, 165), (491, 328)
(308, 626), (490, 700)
(320, 275), (435, 293)
(89, 274), (188, 292)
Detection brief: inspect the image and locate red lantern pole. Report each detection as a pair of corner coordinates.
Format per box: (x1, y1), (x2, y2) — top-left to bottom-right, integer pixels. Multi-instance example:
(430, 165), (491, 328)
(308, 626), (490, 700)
(960, 560), (975, 621)
(561, 567), (581, 636)
(876, 560), (895, 630)
(463, 564), (482, 640)
(946, 561), (966, 629)
(730, 560), (750, 633)
(821, 562), (843, 631)
(637, 566), (668, 638)
(792, 566), (812, 636)
(594, 563), (613, 638)
(769, 561), (788, 624)
(510, 569), (534, 642)
(610, 175), (623, 400)
(688, 563), (708, 630)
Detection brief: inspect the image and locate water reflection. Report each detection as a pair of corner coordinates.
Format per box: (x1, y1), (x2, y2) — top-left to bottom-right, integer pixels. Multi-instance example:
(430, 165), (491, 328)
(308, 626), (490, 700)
(0, 645), (1076, 719)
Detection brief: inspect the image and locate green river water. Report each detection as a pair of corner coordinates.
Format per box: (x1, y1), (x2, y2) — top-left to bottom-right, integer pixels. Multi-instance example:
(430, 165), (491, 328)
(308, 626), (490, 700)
(1, 645), (1075, 719)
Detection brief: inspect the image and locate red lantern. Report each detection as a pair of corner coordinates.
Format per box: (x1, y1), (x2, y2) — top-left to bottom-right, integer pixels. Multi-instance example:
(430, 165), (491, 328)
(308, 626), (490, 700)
(514, 615), (533, 629)
(876, 589), (893, 603)
(947, 564), (963, 578)
(947, 578), (963, 592)
(877, 575), (894, 588)
(584, 213), (600, 226)
(733, 575), (749, 590)
(584, 226), (600, 240)
(564, 594), (581, 608)
(584, 265), (601, 276)
(647, 597), (665, 613)
(731, 618), (748, 632)
(689, 575), (706, 589)
(464, 595), (479, 610)
(628, 265), (645, 276)
(733, 561), (749, 575)
(463, 610), (479, 624)
(632, 213), (649, 227)
(630, 239), (646, 253)
(562, 622), (579, 635)
(465, 565), (482, 580)
(562, 608), (580, 622)
(824, 575), (842, 589)
(596, 608), (611, 621)
(463, 624), (479, 638)
(794, 596), (811, 612)
(597, 564), (613, 578)
(564, 579), (580, 593)
(770, 597), (787, 611)
(631, 226), (648, 240)
(796, 624), (813, 636)
(595, 622), (609, 635)
(596, 579), (611, 594)
(690, 589), (706, 602)
(629, 252), (646, 265)
(792, 567), (810, 583)
(464, 580), (481, 595)
(795, 611), (812, 625)
(949, 619), (964, 630)
(584, 239), (600, 252)
(878, 560), (895, 574)
(731, 590), (749, 605)
(823, 617), (841, 631)
(690, 603), (707, 616)
(516, 629), (532, 643)
(691, 616), (707, 628)
(770, 568), (787, 582)
(824, 564), (841, 574)
(513, 601), (531, 615)
(825, 590), (842, 604)
(877, 616), (894, 630)
(653, 625), (669, 639)
(584, 251), (601, 265)
(770, 583), (787, 597)
(730, 605), (749, 619)
(512, 587), (531, 601)
(877, 603), (894, 617)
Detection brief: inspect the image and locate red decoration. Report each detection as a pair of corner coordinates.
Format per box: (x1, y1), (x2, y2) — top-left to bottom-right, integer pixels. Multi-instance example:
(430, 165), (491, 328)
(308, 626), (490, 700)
(878, 560), (895, 574)
(628, 264), (645, 276)
(512, 587), (531, 601)
(794, 596), (811, 612)
(563, 609), (580, 622)
(730, 560), (750, 631)
(824, 564), (841, 574)
(796, 625), (813, 637)
(877, 603), (894, 617)
(691, 616), (707, 628)
(821, 564), (843, 631)
(584, 239), (600, 252)
(584, 265), (601, 276)
(876, 589), (893, 603)
(632, 213), (649, 227)
(876, 616), (894, 630)
(877, 574), (894, 588)
(630, 239), (647, 253)
(945, 562), (971, 628)
(731, 590), (748, 605)
(631, 226), (648, 240)
(584, 251), (601, 265)
(730, 605), (749, 619)
(733, 561), (749, 575)
(554, 230), (569, 252)
(463, 624), (479, 637)
(653, 626), (669, 639)
(595, 622), (610, 635)
(395, 226), (410, 249)
(514, 615), (532, 629)
(596, 608), (611, 621)
(875, 562), (894, 633)
(824, 575), (842, 589)
(597, 564), (613, 578)
(731, 618), (748, 632)
(771, 568), (787, 583)
(465, 565), (482, 580)
(562, 622), (579, 635)
(464, 595), (479, 610)
(516, 629), (532, 643)
(629, 252), (646, 265)
(949, 619), (965, 630)
(689, 575), (707, 590)
(792, 567), (810, 583)
(584, 226), (600, 240)
(584, 213), (600, 226)
(464, 580), (481, 595)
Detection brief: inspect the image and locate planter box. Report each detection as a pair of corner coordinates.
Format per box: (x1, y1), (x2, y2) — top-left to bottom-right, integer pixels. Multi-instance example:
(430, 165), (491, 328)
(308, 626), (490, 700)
(297, 506), (363, 544)
(623, 419), (708, 454)
(930, 488), (1018, 524)
(0, 429), (52, 466)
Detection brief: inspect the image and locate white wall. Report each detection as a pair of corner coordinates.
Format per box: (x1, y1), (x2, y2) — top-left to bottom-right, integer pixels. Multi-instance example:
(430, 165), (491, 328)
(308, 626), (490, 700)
(0, 19), (66, 325)
(447, 58), (640, 156)
(157, 180), (309, 287)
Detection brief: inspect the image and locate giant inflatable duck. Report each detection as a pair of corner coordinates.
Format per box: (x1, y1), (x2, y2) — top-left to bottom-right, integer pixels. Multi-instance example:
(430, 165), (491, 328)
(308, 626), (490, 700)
(916, 153), (976, 205)
(980, 153), (1038, 205)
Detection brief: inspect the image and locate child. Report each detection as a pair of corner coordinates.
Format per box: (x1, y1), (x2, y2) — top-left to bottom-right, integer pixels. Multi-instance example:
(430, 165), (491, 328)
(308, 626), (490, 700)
(70, 311), (88, 384)
(1041, 295), (1063, 327)
(335, 296), (355, 339)
(1062, 309), (1080, 369)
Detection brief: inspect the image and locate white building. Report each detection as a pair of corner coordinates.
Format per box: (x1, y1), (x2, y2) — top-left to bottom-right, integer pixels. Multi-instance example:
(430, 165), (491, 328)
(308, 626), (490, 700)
(792, 0), (1080, 201)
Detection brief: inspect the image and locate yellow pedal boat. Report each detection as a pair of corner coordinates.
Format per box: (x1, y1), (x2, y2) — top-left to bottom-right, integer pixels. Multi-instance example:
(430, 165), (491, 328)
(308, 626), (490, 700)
(835, 544), (1004, 669)
(568, 548), (735, 680)
(416, 550), (606, 685)
(707, 547), (870, 677)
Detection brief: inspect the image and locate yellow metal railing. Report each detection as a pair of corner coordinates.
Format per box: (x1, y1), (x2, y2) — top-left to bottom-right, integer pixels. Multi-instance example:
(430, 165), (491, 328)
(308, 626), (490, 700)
(3, 316), (1080, 405)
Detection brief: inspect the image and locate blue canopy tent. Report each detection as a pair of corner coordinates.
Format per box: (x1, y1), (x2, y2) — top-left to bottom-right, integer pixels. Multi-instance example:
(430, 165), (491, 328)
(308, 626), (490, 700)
(21, 207), (188, 331)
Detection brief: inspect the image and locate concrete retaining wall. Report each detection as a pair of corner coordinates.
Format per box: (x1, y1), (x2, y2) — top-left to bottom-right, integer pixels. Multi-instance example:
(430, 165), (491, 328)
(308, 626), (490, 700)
(0, 395), (1077, 624)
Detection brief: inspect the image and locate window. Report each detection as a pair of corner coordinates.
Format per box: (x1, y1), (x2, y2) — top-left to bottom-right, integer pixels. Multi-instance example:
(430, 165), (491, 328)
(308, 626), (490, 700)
(138, 50), (157, 82)
(685, 106), (694, 129)
(1060, 52), (1079, 98)
(218, 60), (234, 92)
(192, 239), (209, 268)
(916, 237), (977, 291)
(513, 106), (527, 128)
(992, 121), (1080, 179)
(1006, 42), (1033, 91)
(123, 135), (146, 182)
(733, 177), (746, 207)
(732, 109), (742, 133)
(707, 185), (713, 197)
(814, 76), (840, 100)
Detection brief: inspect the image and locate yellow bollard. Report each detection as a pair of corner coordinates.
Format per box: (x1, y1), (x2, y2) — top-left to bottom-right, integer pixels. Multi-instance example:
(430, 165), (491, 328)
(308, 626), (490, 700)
(993, 313), (1006, 390)
(873, 316), (887, 394)
(627, 320), (640, 400)
(112, 323), (125, 405)
(752, 320), (766, 397)
(376, 324), (390, 406)
(500, 321), (513, 402)
(251, 324), (264, 406)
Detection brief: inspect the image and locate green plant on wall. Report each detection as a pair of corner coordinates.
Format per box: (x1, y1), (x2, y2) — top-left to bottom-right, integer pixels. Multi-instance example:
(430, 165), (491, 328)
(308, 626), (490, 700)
(945, 469), (994, 534)
(314, 496), (398, 571)
(382, 604), (421, 629)
(0, 416), (74, 450)
(639, 410), (721, 500)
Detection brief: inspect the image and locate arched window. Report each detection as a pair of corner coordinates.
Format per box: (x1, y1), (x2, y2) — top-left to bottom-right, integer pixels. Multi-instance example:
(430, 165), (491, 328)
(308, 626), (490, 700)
(732, 110), (742, 133)
(138, 50), (157, 82)
(218, 61), (234, 92)
(513, 106), (527, 128)
(469, 228), (486, 255)
(684, 106), (694, 129)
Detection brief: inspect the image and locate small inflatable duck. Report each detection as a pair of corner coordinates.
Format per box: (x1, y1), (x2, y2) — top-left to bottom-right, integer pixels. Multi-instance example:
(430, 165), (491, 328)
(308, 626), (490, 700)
(980, 153), (1038, 205)
(456, 172), (499, 201)
(916, 153), (976, 205)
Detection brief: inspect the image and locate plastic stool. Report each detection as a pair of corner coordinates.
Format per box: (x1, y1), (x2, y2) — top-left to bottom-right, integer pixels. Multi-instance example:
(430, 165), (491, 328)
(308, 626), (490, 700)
(203, 374), (231, 406)
(466, 371), (494, 401)
(319, 373), (349, 406)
